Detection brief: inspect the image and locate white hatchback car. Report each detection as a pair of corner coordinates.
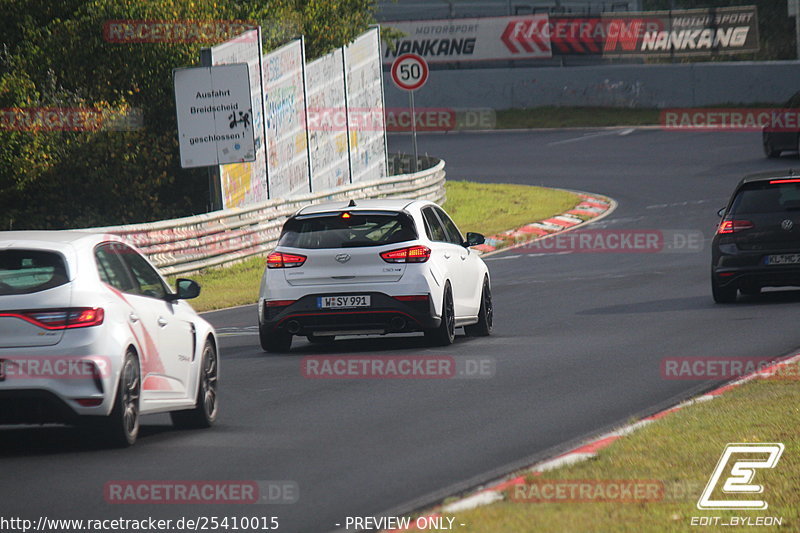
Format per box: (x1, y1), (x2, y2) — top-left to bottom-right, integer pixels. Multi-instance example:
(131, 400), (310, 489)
(257, 199), (492, 352)
(0, 232), (218, 446)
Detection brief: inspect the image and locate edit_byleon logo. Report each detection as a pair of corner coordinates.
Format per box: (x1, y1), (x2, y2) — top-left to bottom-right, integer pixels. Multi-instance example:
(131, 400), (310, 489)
(697, 443), (784, 510)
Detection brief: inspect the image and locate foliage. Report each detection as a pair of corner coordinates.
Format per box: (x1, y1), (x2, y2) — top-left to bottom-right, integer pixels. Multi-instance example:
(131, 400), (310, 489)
(0, 0), (377, 229)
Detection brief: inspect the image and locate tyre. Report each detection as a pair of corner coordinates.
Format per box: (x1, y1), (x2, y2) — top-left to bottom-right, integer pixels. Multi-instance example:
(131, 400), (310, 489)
(425, 284), (455, 346)
(171, 340), (218, 429)
(99, 350), (141, 447)
(306, 335), (335, 344)
(763, 135), (780, 158)
(259, 321), (292, 353)
(465, 278), (493, 337)
(712, 275), (737, 303)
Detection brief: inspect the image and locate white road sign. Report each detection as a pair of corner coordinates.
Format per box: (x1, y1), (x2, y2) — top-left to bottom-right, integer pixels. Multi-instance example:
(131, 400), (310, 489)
(174, 63), (256, 168)
(391, 53), (429, 91)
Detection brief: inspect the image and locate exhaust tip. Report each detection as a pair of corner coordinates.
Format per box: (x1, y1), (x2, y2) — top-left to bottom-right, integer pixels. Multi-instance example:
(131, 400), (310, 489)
(286, 320), (301, 334)
(389, 316), (406, 331)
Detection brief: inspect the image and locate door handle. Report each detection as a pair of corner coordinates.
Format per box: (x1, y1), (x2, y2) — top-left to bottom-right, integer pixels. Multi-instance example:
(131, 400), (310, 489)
(129, 313), (139, 323)
(157, 317), (168, 328)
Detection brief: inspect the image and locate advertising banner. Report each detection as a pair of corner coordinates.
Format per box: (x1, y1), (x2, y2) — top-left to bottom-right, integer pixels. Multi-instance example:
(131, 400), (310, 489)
(601, 6), (759, 57)
(210, 28), (268, 208)
(263, 38), (311, 199)
(382, 15), (552, 64)
(306, 49), (351, 193)
(345, 28), (388, 184)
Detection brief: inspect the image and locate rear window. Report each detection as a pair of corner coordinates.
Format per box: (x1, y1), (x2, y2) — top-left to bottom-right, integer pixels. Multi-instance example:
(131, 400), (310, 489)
(730, 182), (800, 214)
(0, 250), (69, 295)
(278, 211), (418, 249)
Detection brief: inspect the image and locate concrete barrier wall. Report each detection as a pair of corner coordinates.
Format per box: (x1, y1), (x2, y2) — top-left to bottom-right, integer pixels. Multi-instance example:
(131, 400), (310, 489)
(94, 156), (445, 276)
(384, 61), (800, 109)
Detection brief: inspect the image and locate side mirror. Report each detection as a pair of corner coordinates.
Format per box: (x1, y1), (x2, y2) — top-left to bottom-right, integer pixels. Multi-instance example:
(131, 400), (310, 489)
(717, 207), (726, 217)
(464, 232), (485, 247)
(166, 278), (201, 301)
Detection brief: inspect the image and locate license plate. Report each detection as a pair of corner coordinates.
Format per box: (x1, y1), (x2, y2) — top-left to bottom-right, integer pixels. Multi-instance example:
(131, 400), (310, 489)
(765, 254), (800, 265)
(318, 295), (371, 309)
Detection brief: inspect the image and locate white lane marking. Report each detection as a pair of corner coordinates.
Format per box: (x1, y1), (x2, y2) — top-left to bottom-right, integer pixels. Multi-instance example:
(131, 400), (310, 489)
(646, 199), (712, 209)
(547, 128), (636, 146)
(442, 491), (503, 513)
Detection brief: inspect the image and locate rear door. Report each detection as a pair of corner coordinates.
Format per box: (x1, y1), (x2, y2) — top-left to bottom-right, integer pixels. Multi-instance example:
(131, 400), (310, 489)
(431, 207), (482, 317)
(0, 249), (72, 348)
(278, 211), (417, 287)
(728, 181), (800, 253)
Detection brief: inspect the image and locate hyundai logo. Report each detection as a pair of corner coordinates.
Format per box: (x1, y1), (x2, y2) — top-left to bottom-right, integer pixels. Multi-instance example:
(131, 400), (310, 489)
(782, 219), (794, 231)
(335, 253), (351, 263)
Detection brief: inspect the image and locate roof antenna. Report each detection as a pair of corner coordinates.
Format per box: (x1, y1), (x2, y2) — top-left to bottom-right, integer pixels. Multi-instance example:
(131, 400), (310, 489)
(348, 199), (356, 207)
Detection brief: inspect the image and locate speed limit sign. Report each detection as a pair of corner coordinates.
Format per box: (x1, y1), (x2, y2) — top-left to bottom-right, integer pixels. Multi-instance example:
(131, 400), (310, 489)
(391, 53), (429, 91)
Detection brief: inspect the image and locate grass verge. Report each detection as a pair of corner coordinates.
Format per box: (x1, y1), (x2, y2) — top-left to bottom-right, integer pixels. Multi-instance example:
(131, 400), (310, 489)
(445, 376), (800, 532)
(494, 107), (660, 129)
(176, 181), (581, 312)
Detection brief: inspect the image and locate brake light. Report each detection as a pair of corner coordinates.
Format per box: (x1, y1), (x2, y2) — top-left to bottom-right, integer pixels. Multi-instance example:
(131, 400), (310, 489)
(380, 245), (431, 263)
(717, 220), (754, 234)
(0, 308), (105, 330)
(267, 252), (307, 269)
(769, 178), (800, 184)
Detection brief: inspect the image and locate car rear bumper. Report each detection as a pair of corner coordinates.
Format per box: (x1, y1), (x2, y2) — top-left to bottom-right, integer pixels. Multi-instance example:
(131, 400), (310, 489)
(259, 292), (440, 336)
(0, 389), (82, 424)
(713, 265), (800, 289)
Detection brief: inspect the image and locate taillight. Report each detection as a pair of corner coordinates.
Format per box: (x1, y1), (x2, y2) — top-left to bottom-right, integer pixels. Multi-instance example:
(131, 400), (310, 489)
(717, 219), (754, 234)
(267, 252), (307, 269)
(380, 245), (431, 263)
(0, 308), (105, 330)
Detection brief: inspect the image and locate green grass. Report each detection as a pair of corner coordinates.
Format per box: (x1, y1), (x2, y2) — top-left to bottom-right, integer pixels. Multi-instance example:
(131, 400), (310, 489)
(443, 181), (580, 237)
(445, 377), (800, 532)
(177, 181), (582, 312)
(495, 107), (661, 129)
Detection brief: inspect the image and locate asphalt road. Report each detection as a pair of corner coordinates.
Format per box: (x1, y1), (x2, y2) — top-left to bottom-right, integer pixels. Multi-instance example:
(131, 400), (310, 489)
(3, 128), (800, 533)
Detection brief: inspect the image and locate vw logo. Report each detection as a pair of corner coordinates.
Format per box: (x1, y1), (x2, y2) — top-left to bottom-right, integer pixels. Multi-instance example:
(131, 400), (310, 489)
(782, 219), (794, 231)
(335, 253), (351, 263)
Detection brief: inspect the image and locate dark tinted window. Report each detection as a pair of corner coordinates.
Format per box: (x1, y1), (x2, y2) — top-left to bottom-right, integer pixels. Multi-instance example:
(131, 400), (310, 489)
(95, 243), (136, 292)
(278, 212), (417, 249)
(422, 207), (448, 242)
(117, 245), (168, 299)
(731, 182), (800, 214)
(435, 207), (464, 245)
(0, 250), (69, 295)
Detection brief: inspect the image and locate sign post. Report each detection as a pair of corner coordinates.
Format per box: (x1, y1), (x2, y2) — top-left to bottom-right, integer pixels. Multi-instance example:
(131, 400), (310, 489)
(391, 53), (428, 173)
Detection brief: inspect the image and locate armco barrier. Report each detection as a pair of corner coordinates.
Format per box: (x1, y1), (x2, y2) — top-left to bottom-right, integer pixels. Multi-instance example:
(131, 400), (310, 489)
(94, 156), (445, 276)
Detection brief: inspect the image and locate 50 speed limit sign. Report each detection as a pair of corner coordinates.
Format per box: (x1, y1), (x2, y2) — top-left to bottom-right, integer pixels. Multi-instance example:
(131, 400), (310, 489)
(391, 53), (429, 91)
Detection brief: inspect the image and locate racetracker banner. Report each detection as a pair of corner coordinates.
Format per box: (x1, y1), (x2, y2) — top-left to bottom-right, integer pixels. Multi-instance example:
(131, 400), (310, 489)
(382, 15), (552, 64)
(601, 5), (759, 57)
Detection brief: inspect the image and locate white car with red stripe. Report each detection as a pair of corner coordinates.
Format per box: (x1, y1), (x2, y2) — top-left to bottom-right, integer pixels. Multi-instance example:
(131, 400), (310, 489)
(257, 199), (493, 352)
(0, 232), (218, 446)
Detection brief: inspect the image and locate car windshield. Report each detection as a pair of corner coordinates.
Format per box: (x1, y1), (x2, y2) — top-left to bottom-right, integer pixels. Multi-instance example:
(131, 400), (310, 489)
(0, 250), (69, 295)
(730, 182), (800, 214)
(278, 212), (417, 249)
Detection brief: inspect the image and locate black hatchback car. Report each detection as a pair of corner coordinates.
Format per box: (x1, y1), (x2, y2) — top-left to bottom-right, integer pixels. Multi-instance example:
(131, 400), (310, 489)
(762, 91), (800, 158)
(712, 171), (800, 302)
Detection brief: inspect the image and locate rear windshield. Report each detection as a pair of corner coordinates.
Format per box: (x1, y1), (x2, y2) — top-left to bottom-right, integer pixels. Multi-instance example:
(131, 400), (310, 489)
(730, 182), (800, 214)
(278, 211), (417, 249)
(0, 250), (69, 295)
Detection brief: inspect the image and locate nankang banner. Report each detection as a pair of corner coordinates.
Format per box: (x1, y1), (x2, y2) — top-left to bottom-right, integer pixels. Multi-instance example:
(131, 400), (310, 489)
(382, 15), (552, 64)
(601, 6), (759, 57)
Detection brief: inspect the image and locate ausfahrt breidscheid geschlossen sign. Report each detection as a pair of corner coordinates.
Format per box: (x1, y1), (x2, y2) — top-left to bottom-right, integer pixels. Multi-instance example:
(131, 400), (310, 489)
(601, 6), (759, 57)
(174, 63), (256, 168)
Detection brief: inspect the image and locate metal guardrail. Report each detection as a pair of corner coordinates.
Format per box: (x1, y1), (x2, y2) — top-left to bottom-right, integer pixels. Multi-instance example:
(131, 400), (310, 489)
(94, 156), (446, 276)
